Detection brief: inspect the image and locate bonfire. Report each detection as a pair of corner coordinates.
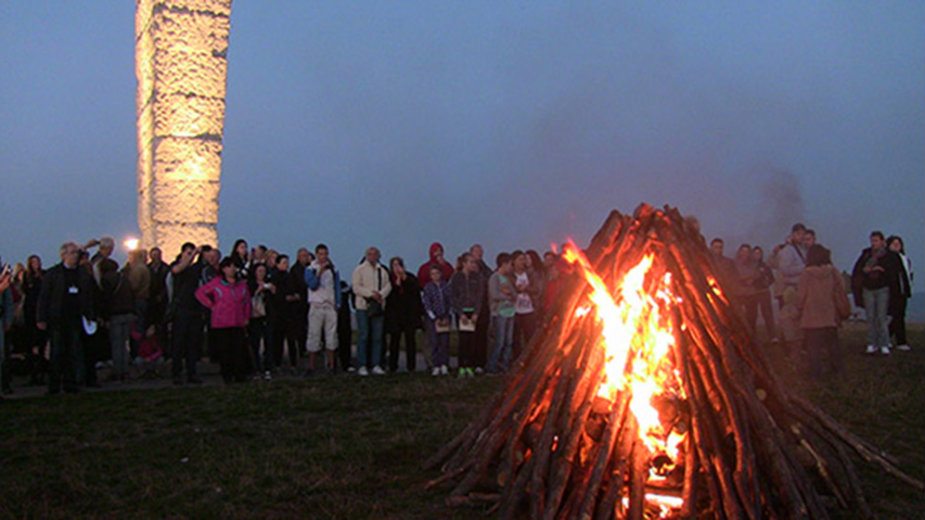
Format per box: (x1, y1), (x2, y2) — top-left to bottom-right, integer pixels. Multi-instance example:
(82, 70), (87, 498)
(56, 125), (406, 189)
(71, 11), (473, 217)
(425, 204), (922, 519)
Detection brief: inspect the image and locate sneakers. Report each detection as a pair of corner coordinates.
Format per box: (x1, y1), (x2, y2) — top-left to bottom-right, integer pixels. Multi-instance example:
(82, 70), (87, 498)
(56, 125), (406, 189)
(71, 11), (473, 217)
(346, 366), (357, 373)
(457, 367), (475, 378)
(880, 346), (891, 356)
(358, 366), (369, 377)
(263, 371), (272, 381)
(432, 367), (441, 377)
(440, 365), (449, 376)
(864, 345), (877, 355)
(896, 344), (912, 352)
(371, 366), (386, 376)
(474, 367), (484, 375)
(458, 367), (467, 378)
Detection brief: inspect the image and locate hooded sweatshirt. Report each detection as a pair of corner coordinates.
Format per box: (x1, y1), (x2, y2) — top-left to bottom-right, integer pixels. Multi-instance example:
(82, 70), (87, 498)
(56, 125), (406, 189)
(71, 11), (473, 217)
(195, 277), (252, 329)
(417, 242), (455, 286)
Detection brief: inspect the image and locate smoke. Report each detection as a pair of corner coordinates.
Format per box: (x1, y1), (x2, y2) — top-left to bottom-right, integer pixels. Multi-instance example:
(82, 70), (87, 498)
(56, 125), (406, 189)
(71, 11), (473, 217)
(723, 163), (806, 252)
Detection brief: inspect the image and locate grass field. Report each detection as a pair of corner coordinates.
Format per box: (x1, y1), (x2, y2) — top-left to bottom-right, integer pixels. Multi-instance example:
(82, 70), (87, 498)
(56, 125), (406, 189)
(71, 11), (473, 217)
(0, 324), (922, 519)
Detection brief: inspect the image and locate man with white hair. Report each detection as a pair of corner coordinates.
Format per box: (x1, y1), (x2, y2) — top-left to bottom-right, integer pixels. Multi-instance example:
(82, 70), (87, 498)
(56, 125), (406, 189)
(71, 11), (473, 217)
(37, 242), (96, 394)
(352, 247), (392, 376)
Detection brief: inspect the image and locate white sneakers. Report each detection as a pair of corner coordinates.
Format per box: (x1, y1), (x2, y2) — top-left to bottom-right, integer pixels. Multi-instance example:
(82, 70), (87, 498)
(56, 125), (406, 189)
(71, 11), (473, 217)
(357, 367), (369, 376)
(431, 365), (450, 376)
(865, 345), (878, 355)
(371, 366), (386, 376)
(880, 346), (891, 356)
(896, 344), (912, 352)
(431, 367), (441, 376)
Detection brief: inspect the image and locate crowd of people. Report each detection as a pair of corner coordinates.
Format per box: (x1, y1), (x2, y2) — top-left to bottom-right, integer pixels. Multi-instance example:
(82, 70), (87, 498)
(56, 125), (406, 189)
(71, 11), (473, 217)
(0, 238), (567, 396)
(0, 222), (913, 397)
(707, 223), (914, 378)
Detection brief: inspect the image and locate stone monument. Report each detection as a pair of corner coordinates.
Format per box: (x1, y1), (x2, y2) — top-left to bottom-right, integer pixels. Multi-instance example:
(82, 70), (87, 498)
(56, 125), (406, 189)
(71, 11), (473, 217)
(135, 0), (232, 256)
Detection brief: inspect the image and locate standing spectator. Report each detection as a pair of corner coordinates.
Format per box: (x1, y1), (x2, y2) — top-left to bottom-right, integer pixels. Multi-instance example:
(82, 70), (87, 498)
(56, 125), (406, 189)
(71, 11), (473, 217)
(470, 244), (493, 372)
(104, 257), (137, 382)
(274, 255), (303, 372)
(423, 265), (451, 376)
(733, 244), (757, 319)
(126, 249), (151, 361)
(886, 235), (913, 351)
(229, 239), (250, 278)
(248, 263), (275, 379)
(511, 251), (540, 359)
(290, 248), (312, 363)
(0, 268), (13, 396)
(37, 242), (96, 394)
(450, 253), (484, 378)
(525, 250), (546, 321)
(709, 238), (738, 296)
(750, 246), (777, 341)
(541, 251), (568, 316)
(305, 244), (341, 375)
(336, 280), (354, 372)
(196, 257), (252, 383)
(417, 242), (454, 287)
(488, 253), (516, 374)
(169, 243), (205, 385)
(352, 247), (391, 376)
(21, 255), (47, 385)
(147, 247), (170, 356)
(851, 231), (903, 355)
(385, 257), (422, 373)
(797, 245), (851, 377)
(89, 237), (119, 287)
(770, 224), (808, 349)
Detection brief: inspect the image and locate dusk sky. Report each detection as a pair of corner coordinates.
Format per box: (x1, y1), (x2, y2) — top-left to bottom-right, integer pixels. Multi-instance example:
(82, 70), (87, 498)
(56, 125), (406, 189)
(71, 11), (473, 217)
(1, 2), (922, 286)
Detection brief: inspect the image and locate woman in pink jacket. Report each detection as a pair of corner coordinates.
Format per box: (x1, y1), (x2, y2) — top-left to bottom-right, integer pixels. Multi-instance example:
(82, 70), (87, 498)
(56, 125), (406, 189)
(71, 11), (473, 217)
(196, 257), (252, 383)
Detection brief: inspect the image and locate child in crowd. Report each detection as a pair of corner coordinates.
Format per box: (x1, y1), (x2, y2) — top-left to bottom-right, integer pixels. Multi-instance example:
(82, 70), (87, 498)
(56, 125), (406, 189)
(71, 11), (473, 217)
(422, 265), (451, 376)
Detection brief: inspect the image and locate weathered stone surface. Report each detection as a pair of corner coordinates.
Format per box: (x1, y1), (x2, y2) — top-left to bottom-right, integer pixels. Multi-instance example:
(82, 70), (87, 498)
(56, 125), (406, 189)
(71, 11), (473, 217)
(136, 0), (231, 256)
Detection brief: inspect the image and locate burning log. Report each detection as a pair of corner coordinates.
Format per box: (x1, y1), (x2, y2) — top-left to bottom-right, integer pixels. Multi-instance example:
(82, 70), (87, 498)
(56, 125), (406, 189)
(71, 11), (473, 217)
(425, 204), (923, 519)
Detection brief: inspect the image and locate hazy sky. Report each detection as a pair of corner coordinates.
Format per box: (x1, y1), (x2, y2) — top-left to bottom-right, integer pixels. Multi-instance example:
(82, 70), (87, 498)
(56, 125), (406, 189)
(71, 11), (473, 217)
(1, 2), (922, 286)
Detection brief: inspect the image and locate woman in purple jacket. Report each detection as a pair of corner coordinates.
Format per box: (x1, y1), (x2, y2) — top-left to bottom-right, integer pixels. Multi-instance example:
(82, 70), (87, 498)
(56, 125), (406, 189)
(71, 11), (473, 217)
(196, 257), (252, 383)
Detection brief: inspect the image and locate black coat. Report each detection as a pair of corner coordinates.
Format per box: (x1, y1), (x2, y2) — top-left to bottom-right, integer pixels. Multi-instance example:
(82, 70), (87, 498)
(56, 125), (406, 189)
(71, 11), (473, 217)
(385, 273), (423, 331)
(850, 247), (903, 308)
(37, 263), (96, 326)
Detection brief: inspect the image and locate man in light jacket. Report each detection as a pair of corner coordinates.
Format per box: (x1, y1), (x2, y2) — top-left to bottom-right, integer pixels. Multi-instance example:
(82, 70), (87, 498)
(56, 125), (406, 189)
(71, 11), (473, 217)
(305, 244), (341, 375)
(352, 247), (392, 376)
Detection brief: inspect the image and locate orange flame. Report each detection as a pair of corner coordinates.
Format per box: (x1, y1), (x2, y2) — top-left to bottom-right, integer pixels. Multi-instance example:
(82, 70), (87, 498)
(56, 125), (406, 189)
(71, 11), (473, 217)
(563, 241), (686, 515)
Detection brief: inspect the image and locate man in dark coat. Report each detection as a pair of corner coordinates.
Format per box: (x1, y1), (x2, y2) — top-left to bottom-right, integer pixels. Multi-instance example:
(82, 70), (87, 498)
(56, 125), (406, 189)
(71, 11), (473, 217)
(37, 242), (96, 394)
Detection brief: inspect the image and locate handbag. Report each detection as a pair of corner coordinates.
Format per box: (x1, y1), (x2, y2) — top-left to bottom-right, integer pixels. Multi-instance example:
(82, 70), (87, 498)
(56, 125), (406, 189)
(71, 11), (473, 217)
(365, 267), (384, 317)
(833, 270), (852, 321)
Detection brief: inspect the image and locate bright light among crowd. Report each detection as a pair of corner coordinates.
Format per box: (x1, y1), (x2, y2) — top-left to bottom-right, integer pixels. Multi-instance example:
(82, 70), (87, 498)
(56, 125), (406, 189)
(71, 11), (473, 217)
(124, 237), (139, 251)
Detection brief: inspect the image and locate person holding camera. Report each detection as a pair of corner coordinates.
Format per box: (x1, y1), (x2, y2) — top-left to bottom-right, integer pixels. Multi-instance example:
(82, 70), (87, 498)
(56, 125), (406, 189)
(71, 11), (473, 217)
(169, 243), (206, 385)
(352, 247), (391, 376)
(304, 244), (341, 375)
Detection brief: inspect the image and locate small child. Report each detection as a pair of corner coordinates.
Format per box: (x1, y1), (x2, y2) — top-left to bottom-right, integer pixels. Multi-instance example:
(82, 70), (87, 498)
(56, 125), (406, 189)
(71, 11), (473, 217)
(135, 325), (164, 380)
(488, 253), (517, 373)
(422, 265), (452, 376)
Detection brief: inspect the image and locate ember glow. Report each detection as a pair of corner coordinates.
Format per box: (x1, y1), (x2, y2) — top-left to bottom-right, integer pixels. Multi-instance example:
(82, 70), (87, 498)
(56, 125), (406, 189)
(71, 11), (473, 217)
(564, 241), (687, 515)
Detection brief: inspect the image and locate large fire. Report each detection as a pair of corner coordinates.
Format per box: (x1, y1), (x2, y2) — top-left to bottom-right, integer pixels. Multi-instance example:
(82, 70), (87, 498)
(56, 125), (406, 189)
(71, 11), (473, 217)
(563, 241), (687, 516)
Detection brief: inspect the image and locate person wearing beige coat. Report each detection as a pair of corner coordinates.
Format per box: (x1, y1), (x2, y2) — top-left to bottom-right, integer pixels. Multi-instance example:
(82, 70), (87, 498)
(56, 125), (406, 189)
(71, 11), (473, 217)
(797, 245), (851, 378)
(351, 247), (392, 375)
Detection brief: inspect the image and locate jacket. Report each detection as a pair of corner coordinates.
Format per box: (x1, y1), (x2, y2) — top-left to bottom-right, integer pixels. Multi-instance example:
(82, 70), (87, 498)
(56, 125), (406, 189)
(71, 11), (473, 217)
(450, 271), (484, 316)
(37, 263), (96, 326)
(305, 260), (342, 308)
(195, 277), (252, 329)
(775, 242), (807, 286)
(385, 272), (423, 330)
(797, 265), (850, 329)
(417, 242), (455, 286)
(422, 280), (451, 320)
(850, 247), (902, 307)
(352, 261), (392, 311)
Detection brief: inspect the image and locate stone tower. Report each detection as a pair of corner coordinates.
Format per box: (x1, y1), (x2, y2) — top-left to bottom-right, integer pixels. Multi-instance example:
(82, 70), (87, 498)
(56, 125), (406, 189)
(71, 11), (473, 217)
(135, 0), (232, 256)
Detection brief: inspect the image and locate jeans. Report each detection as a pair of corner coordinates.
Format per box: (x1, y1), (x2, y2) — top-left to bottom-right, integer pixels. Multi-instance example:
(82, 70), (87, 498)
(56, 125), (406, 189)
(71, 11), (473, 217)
(863, 287), (891, 348)
(356, 310), (384, 369)
(49, 322), (83, 393)
(488, 316), (514, 373)
(249, 317), (270, 372)
(513, 312), (536, 360)
(109, 313), (135, 377)
(171, 311), (203, 380)
(745, 291), (777, 340)
(427, 320), (450, 368)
